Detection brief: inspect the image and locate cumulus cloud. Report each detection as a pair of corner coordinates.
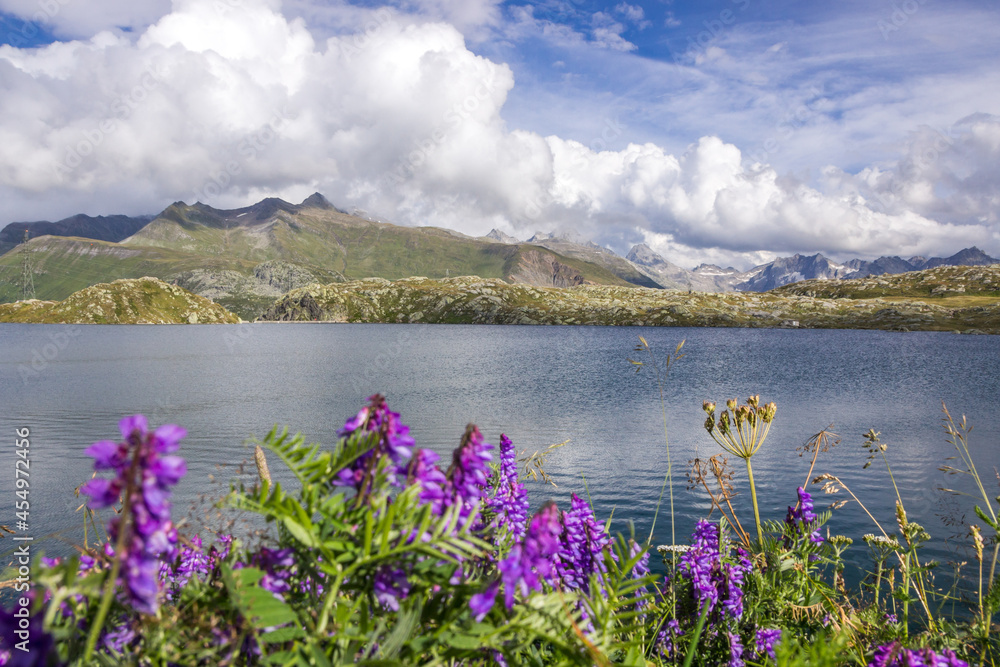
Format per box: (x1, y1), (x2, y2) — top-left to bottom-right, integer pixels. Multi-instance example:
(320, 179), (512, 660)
(0, 0), (998, 269)
(0, 0), (170, 39)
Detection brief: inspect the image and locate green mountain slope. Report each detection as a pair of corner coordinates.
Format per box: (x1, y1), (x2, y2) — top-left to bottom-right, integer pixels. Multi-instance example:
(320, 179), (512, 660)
(0, 195), (633, 319)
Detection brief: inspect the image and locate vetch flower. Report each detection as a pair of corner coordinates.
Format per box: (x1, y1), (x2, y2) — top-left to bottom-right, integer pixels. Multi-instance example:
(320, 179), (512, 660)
(488, 434), (529, 541)
(557, 493), (612, 592)
(868, 642), (968, 667)
(81, 415), (187, 614)
(447, 425), (493, 509)
(785, 487), (823, 546)
(334, 394), (415, 491)
(754, 628), (781, 661)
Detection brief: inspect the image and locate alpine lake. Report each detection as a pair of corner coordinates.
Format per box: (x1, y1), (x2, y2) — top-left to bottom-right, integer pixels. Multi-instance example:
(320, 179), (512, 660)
(1, 322), (998, 599)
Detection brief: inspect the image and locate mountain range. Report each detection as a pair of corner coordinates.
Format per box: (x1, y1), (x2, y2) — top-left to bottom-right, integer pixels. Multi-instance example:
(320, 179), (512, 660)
(1, 194), (997, 318)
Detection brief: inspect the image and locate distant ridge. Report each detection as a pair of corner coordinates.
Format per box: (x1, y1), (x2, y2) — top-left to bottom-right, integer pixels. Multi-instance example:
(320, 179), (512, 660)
(0, 213), (154, 254)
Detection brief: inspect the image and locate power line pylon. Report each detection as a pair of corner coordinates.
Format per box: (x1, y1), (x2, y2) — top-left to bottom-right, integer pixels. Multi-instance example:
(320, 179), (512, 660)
(19, 229), (36, 301)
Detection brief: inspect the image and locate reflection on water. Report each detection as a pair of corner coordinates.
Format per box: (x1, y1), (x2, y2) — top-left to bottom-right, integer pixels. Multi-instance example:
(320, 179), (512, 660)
(1, 323), (998, 591)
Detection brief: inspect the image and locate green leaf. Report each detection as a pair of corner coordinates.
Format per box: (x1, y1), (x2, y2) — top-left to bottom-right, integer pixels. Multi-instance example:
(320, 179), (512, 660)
(283, 516), (319, 547)
(221, 564), (299, 630)
(974, 504), (998, 530)
(261, 625), (307, 644)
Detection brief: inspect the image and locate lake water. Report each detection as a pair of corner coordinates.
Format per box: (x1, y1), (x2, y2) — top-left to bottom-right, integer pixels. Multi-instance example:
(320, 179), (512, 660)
(1, 323), (998, 593)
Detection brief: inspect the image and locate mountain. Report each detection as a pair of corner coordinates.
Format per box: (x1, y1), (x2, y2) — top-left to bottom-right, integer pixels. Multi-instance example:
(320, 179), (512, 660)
(734, 253), (854, 291)
(918, 246), (998, 270)
(0, 213), (154, 255)
(626, 244), (738, 291)
(523, 235), (667, 289)
(0, 194), (636, 318)
(625, 244), (1000, 293)
(483, 229), (520, 244)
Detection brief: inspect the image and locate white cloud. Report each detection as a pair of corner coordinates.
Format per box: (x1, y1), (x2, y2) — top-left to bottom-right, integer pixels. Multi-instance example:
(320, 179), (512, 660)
(0, 0), (998, 270)
(0, 0), (171, 39)
(590, 12), (636, 52)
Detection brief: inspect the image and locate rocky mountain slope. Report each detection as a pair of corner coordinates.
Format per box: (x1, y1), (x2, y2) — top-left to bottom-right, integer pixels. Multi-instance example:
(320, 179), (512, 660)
(0, 277), (239, 324)
(262, 273), (1000, 333)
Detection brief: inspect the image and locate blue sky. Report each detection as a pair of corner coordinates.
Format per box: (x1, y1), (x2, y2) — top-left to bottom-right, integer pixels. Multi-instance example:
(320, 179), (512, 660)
(1, 0), (998, 268)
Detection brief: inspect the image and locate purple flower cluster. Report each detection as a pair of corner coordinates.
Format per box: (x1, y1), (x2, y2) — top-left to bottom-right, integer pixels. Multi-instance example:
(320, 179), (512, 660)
(446, 425), (494, 527)
(408, 449), (449, 515)
(678, 521), (752, 620)
(250, 547), (296, 600)
(754, 628), (781, 661)
(655, 619), (684, 660)
(81, 415), (187, 614)
(334, 394), (415, 490)
(470, 496), (618, 619)
(557, 494), (612, 593)
(470, 502), (565, 618)
(727, 632), (744, 667)
(373, 566), (413, 611)
(628, 540), (651, 610)
(869, 642), (968, 667)
(785, 487), (823, 546)
(0, 595), (54, 667)
(488, 434), (529, 541)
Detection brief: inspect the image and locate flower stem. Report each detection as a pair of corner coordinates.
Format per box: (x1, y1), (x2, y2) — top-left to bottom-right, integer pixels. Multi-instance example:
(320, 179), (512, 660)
(745, 458), (764, 546)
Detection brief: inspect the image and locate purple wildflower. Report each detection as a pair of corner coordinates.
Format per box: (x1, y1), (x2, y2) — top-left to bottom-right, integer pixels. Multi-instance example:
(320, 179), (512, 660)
(869, 643), (968, 667)
(0, 595), (55, 667)
(488, 434), (529, 541)
(81, 415), (187, 614)
(407, 449), (449, 516)
(446, 425), (493, 523)
(754, 628), (781, 661)
(785, 487), (823, 546)
(469, 581), (500, 621)
(656, 619), (684, 659)
(477, 502), (562, 615)
(628, 540), (651, 610)
(101, 622), (137, 655)
(722, 548), (752, 620)
(557, 493), (612, 592)
(334, 395), (415, 490)
(679, 520), (722, 611)
(256, 548), (295, 599)
(373, 566), (412, 611)
(728, 632), (745, 667)
(677, 521), (751, 622)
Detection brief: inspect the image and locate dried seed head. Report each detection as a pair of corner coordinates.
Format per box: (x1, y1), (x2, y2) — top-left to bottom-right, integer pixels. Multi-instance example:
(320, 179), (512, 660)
(254, 445), (272, 487)
(747, 395), (759, 409)
(971, 525), (984, 563)
(895, 500), (908, 530)
(704, 415), (715, 434)
(727, 398), (738, 411)
(703, 401), (716, 415)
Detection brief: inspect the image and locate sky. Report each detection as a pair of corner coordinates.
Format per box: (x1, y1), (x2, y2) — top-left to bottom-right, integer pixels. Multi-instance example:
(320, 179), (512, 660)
(0, 0), (998, 269)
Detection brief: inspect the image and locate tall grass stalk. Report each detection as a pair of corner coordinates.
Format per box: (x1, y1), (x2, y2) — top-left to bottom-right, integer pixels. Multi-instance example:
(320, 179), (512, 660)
(940, 404), (1000, 594)
(629, 337), (684, 551)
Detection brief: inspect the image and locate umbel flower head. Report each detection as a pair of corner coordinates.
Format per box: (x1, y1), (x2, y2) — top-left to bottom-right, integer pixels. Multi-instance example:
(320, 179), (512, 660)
(81, 415), (187, 614)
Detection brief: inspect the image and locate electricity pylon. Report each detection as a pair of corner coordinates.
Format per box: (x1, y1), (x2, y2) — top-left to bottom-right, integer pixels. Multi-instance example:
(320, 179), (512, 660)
(19, 229), (36, 301)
